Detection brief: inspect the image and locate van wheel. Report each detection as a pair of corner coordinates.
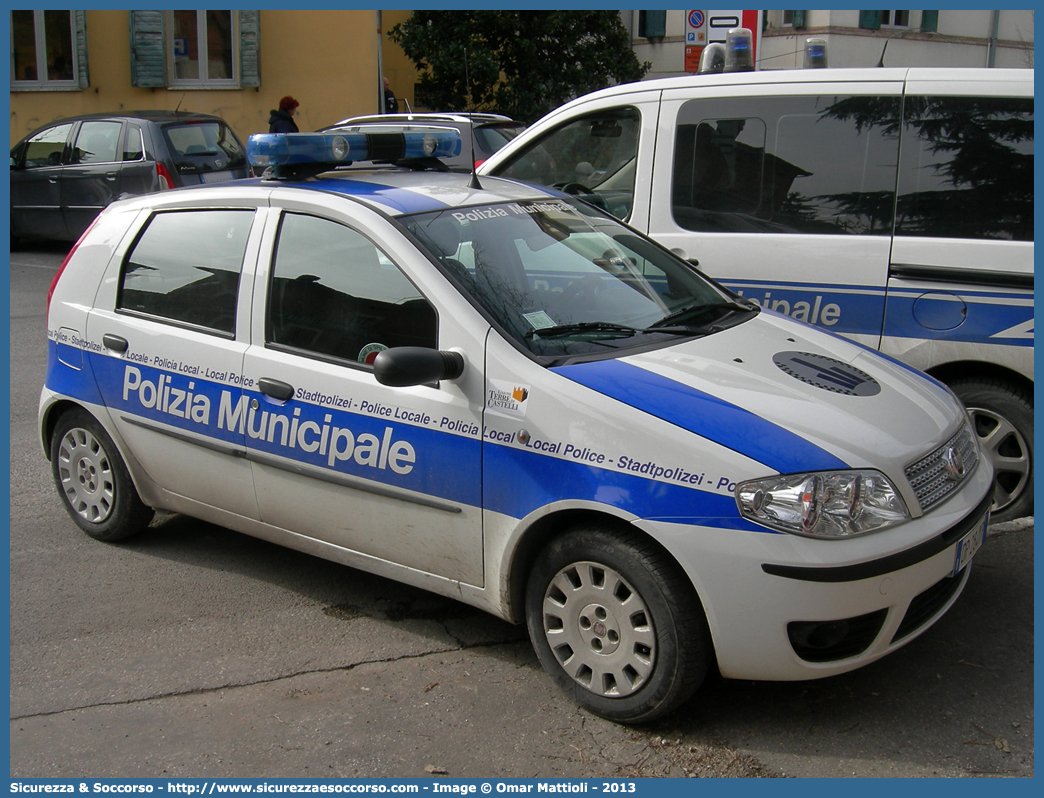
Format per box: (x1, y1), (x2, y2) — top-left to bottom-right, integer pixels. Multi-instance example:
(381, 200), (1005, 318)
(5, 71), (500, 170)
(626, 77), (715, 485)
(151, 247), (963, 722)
(525, 525), (712, 723)
(50, 409), (154, 541)
(950, 378), (1033, 523)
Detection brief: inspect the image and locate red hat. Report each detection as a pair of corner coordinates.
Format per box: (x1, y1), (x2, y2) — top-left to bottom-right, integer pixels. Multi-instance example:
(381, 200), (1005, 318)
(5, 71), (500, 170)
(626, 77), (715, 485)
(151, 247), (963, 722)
(278, 96), (299, 113)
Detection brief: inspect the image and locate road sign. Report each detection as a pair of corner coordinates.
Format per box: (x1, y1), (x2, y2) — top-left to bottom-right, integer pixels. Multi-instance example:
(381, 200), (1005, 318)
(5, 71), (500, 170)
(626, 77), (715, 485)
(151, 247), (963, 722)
(685, 9), (763, 72)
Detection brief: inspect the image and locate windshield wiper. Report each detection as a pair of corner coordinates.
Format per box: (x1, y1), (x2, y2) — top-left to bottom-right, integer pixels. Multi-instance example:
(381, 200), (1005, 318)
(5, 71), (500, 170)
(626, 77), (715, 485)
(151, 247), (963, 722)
(649, 300), (756, 330)
(524, 321), (698, 340)
(524, 322), (639, 340)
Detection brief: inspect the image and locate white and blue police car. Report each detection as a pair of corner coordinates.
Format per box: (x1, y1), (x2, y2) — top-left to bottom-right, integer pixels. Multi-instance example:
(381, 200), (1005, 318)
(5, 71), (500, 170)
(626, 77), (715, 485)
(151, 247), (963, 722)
(40, 128), (994, 723)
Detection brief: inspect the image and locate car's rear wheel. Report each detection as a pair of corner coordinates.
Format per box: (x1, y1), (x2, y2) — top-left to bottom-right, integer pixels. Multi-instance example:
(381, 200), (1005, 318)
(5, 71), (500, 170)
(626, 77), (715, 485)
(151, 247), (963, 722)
(525, 524), (713, 723)
(950, 377), (1033, 523)
(50, 409), (154, 541)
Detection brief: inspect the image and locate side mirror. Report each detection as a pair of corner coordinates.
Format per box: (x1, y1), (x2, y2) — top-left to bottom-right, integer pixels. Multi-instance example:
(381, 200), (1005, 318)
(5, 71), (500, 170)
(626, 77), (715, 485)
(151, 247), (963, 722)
(373, 347), (465, 387)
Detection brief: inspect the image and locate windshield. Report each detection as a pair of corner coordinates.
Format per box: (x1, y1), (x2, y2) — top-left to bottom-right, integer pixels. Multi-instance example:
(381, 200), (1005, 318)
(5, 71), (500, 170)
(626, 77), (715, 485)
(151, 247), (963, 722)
(401, 198), (754, 362)
(488, 108), (640, 221)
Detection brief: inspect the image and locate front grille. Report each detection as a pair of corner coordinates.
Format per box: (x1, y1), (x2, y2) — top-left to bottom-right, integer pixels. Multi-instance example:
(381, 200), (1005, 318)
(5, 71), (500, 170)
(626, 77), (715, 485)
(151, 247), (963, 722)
(892, 569), (967, 643)
(905, 424), (978, 512)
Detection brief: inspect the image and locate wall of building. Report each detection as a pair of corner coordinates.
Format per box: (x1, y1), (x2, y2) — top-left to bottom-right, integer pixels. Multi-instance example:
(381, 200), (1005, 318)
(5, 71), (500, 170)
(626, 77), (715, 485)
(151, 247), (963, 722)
(10, 10), (383, 147)
(761, 9), (1035, 71)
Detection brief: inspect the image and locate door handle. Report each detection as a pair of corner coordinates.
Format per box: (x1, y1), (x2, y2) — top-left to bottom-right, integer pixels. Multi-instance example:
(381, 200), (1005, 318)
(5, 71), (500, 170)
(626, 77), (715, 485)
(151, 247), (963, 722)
(102, 334), (128, 353)
(259, 378), (294, 402)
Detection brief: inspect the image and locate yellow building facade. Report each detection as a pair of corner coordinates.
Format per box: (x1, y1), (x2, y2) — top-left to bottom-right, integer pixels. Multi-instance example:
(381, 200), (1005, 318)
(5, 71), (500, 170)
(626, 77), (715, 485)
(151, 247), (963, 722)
(10, 9), (416, 147)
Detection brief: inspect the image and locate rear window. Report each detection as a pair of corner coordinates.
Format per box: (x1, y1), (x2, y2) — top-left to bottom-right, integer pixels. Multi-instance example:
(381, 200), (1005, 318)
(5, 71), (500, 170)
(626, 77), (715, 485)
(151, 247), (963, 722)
(162, 121), (246, 169)
(118, 209), (254, 334)
(473, 123), (525, 155)
(896, 96), (1033, 242)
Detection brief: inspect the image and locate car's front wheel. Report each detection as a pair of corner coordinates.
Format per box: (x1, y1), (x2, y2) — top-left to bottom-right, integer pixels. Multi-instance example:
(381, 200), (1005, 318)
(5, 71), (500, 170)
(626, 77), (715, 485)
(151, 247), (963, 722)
(50, 409), (154, 541)
(525, 524), (713, 723)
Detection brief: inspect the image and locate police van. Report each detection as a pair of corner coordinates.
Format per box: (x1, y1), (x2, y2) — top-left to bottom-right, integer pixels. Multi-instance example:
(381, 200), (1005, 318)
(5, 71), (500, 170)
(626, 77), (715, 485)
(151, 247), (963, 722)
(41, 128), (993, 723)
(480, 64), (1033, 523)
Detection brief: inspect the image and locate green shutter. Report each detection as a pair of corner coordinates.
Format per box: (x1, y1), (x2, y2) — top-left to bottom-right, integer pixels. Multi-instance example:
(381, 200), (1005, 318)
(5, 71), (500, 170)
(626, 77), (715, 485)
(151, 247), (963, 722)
(638, 11), (667, 39)
(239, 10), (260, 87)
(859, 11), (882, 30)
(920, 11), (939, 33)
(129, 10), (166, 88)
(792, 10), (806, 28)
(74, 10), (89, 89)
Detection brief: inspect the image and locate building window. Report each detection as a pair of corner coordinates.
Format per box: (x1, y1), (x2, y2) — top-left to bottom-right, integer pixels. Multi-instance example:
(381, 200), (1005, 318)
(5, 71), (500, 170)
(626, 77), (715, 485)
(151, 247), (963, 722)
(860, 10), (910, 30)
(169, 10), (236, 87)
(10, 10), (83, 89)
(129, 10), (259, 90)
(638, 11), (667, 39)
(781, 11), (806, 28)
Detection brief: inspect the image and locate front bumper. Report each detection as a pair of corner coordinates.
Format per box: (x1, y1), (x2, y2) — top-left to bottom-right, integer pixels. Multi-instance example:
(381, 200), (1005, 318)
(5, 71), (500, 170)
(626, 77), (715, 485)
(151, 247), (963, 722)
(651, 462), (994, 682)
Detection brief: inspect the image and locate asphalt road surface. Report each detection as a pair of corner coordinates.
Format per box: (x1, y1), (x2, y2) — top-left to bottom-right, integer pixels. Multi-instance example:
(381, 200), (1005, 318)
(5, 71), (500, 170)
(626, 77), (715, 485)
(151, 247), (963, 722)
(8, 244), (1034, 779)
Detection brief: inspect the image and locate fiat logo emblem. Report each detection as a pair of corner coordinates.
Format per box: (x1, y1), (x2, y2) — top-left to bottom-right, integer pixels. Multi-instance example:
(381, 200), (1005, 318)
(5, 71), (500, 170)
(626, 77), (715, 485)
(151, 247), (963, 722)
(943, 446), (966, 481)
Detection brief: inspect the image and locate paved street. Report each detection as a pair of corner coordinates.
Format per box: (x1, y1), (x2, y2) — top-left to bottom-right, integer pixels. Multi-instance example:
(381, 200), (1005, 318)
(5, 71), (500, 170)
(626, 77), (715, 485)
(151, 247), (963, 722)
(8, 244), (1034, 779)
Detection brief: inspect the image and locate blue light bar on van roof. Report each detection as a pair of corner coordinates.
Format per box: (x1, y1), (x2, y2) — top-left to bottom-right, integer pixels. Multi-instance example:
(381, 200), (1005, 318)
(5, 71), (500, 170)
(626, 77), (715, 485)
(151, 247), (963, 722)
(247, 129), (462, 172)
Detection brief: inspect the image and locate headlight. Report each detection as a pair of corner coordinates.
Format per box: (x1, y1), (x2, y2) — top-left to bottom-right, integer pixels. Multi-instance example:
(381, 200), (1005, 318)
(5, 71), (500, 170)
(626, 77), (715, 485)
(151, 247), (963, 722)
(736, 470), (909, 538)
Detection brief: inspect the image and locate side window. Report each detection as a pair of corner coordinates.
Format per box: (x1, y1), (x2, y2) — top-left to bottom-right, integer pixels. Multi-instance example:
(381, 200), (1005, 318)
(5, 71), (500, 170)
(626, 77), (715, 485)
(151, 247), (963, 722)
(672, 95), (901, 235)
(268, 213), (437, 365)
(118, 209), (254, 334)
(897, 96), (1033, 242)
(489, 107), (641, 221)
(72, 121), (122, 165)
(123, 125), (145, 162)
(19, 123), (73, 168)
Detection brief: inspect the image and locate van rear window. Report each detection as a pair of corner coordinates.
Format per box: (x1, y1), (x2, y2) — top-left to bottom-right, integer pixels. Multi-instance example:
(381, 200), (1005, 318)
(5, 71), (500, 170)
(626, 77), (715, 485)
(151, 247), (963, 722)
(896, 96), (1033, 242)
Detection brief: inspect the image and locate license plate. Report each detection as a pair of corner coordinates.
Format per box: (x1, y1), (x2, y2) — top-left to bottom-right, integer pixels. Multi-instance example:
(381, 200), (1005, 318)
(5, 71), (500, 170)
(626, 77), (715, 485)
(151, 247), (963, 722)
(952, 511), (989, 576)
(201, 170), (234, 183)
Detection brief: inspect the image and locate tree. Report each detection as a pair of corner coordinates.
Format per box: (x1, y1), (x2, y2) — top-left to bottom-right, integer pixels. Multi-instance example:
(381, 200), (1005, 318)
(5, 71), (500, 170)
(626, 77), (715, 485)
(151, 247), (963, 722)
(388, 11), (649, 124)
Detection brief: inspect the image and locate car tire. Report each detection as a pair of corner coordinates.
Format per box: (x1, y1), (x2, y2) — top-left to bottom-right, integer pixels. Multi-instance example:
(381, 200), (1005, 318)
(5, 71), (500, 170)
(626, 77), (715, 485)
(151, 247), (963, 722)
(950, 377), (1033, 523)
(525, 524), (713, 724)
(50, 409), (154, 542)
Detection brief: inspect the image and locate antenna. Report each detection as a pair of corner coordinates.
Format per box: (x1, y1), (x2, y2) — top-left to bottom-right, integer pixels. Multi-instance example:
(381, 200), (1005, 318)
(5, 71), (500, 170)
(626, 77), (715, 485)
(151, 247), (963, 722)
(464, 47), (483, 190)
(173, 93), (185, 114)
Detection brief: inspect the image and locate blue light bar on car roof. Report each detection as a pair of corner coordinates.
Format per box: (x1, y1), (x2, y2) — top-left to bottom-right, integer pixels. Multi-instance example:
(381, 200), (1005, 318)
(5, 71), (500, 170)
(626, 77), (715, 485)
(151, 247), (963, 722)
(247, 129), (462, 174)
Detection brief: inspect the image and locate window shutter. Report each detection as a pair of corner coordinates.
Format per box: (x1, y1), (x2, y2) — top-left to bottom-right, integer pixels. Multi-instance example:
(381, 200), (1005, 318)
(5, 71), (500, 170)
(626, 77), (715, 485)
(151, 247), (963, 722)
(920, 11), (939, 33)
(239, 10), (260, 87)
(74, 10), (89, 89)
(859, 11), (882, 30)
(129, 10), (166, 88)
(638, 11), (667, 39)
(792, 11), (806, 29)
